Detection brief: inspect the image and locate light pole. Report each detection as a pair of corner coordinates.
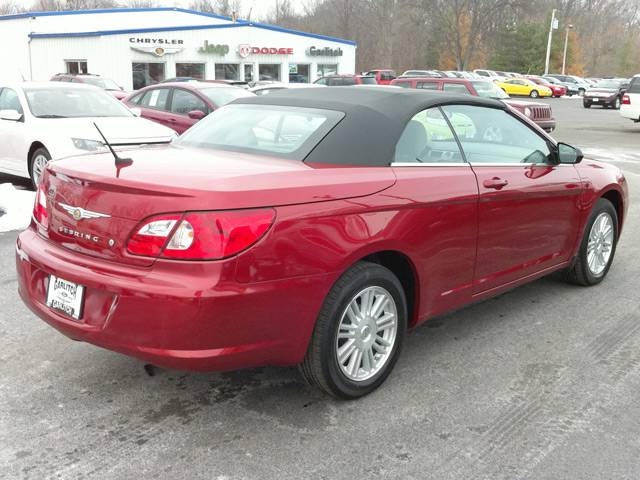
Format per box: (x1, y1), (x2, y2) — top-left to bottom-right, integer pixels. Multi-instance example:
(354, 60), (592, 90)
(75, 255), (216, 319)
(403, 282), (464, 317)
(562, 24), (574, 75)
(544, 9), (558, 75)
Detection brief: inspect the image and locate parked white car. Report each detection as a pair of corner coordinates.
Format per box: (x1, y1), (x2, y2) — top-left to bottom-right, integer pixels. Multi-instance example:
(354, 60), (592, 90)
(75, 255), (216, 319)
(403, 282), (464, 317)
(0, 82), (177, 187)
(621, 74), (640, 123)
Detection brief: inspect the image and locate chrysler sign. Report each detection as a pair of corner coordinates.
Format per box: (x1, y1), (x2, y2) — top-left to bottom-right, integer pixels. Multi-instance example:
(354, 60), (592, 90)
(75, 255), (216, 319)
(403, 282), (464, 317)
(129, 37), (184, 57)
(237, 45), (294, 58)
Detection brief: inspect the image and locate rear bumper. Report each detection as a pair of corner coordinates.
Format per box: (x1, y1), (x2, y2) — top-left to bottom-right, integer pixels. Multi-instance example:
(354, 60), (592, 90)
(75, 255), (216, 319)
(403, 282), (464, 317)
(16, 228), (333, 371)
(620, 105), (640, 121)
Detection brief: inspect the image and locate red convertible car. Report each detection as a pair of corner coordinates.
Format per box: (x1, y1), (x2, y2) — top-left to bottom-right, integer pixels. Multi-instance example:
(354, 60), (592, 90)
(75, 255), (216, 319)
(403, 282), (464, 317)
(17, 88), (628, 398)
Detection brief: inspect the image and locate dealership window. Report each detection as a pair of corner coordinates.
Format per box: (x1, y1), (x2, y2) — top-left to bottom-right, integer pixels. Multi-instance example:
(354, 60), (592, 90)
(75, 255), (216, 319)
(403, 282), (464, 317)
(132, 63), (165, 90)
(66, 60), (88, 74)
(289, 64), (310, 83)
(244, 64), (254, 83)
(317, 64), (338, 77)
(176, 63), (205, 80)
(215, 64), (239, 80)
(259, 64), (281, 82)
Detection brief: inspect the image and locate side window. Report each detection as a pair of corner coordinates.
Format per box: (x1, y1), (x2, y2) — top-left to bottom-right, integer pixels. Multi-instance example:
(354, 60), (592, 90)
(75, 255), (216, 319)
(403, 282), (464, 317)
(171, 89), (208, 115)
(128, 92), (144, 105)
(441, 105), (551, 164)
(0, 88), (23, 115)
(395, 82), (411, 88)
(443, 83), (471, 95)
(417, 82), (439, 90)
(394, 107), (464, 164)
(140, 88), (170, 110)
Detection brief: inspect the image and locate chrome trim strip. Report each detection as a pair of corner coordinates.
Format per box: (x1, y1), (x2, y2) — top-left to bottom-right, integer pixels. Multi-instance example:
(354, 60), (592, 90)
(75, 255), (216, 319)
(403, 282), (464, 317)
(390, 162), (469, 167)
(468, 162), (565, 167)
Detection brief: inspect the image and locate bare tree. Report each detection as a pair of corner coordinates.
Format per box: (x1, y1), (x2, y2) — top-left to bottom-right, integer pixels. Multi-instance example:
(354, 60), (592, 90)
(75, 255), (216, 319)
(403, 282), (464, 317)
(0, 0), (19, 15)
(190, 0), (242, 17)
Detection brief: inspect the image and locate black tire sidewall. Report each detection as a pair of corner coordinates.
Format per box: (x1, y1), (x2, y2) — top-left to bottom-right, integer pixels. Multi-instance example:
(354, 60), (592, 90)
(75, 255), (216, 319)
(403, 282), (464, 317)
(577, 199), (618, 285)
(320, 264), (407, 398)
(30, 147), (51, 189)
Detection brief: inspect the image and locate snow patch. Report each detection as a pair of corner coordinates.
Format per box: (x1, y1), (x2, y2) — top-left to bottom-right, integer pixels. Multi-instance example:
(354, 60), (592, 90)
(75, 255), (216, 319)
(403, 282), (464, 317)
(0, 184), (35, 233)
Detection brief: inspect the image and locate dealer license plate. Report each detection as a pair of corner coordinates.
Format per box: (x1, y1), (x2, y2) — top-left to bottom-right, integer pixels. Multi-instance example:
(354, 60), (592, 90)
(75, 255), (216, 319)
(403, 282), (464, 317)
(46, 275), (85, 320)
(593, 98), (599, 102)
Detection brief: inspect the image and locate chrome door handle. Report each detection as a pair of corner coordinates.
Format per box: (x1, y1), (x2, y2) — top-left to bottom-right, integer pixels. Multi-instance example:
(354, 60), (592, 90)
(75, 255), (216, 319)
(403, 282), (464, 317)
(483, 177), (509, 190)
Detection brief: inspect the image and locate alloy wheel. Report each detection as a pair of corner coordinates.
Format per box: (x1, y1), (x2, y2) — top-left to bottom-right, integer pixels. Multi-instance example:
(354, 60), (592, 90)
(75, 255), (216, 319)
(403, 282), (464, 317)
(587, 212), (614, 277)
(335, 286), (398, 382)
(32, 154), (48, 186)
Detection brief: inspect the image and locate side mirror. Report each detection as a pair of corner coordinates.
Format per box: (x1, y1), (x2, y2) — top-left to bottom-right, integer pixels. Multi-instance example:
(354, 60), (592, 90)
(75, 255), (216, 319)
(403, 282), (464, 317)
(557, 142), (583, 164)
(129, 107), (142, 117)
(188, 110), (206, 120)
(0, 109), (23, 122)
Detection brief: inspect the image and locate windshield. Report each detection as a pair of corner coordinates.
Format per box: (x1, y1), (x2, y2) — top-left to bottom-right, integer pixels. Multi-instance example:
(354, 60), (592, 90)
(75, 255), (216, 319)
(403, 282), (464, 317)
(176, 104), (344, 159)
(199, 87), (254, 107)
(594, 80), (621, 89)
(24, 87), (133, 118)
(471, 81), (509, 99)
(82, 77), (121, 91)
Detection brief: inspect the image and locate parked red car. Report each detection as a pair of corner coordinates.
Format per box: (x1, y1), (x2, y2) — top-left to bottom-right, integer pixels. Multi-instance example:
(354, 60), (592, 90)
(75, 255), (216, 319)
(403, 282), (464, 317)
(50, 73), (128, 100)
(122, 82), (254, 134)
(314, 74), (377, 86)
(364, 69), (397, 85)
(526, 75), (567, 97)
(391, 77), (557, 132)
(17, 88), (627, 398)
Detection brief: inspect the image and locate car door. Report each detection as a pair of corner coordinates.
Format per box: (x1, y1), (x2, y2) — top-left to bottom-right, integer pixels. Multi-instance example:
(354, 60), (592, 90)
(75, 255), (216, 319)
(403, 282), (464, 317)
(391, 107), (479, 318)
(168, 88), (210, 134)
(441, 104), (583, 295)
(0, 87), (28, 176)
(136, 87), (172, 129)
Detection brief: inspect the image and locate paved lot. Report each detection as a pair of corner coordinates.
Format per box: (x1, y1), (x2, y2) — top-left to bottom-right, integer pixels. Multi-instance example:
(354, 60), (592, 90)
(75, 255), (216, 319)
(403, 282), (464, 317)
(1, 98), (639, 479)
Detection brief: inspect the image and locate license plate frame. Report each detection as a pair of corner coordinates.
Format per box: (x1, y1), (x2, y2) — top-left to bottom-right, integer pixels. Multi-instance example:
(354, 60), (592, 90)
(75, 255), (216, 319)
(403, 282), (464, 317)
(46, 275), (85, 321)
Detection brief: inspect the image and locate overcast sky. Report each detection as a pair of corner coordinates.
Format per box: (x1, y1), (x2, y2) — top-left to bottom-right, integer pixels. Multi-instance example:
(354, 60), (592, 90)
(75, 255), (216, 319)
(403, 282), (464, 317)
(16, 0), (305, 20)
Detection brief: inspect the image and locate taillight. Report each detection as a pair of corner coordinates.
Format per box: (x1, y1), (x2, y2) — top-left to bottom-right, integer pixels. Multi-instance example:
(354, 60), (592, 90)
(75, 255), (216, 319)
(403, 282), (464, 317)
(32, 184), (48, 229)
(127, 209), (275, 260)
(622, 94), (631, 105)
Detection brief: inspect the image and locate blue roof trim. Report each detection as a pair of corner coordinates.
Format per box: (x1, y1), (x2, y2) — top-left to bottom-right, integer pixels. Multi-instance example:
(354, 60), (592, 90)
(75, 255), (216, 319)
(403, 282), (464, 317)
(29, 23), (247, 39)
(1, 6), (356, 45)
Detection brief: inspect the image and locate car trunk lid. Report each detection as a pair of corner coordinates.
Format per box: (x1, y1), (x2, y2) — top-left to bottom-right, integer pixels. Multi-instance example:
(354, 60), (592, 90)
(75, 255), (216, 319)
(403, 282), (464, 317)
(41, 145), (396, 265)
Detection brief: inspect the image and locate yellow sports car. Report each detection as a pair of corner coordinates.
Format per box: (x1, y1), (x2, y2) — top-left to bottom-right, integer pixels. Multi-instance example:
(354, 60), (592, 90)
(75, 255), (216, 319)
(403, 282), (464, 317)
(496, 78), (553, 98)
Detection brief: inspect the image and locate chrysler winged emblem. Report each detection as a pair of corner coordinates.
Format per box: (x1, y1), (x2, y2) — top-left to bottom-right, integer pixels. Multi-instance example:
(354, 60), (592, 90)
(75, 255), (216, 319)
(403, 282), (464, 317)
(59, 203), (111, 221)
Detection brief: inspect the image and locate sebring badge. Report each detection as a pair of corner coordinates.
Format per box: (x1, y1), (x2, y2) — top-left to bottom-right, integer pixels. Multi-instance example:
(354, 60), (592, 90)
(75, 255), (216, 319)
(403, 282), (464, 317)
(59, 203), (111, 221)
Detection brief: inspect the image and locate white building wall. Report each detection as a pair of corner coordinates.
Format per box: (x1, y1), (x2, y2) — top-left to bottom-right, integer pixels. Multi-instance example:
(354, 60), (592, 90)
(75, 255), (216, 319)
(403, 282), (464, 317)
(29, 26), (356, 90)
(0, 18), (33, 82)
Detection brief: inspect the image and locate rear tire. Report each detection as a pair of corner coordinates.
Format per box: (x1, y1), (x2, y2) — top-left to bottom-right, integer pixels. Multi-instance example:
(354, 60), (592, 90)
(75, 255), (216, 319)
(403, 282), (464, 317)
(299, 261), (407, 399)
(29, 147), (50, 189)
(530, 90), (539, 98)
(561, 198), (618, 286)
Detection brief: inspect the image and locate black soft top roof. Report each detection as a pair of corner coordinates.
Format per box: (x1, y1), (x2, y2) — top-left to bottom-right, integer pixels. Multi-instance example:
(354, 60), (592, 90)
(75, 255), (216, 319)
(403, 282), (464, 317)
(232, 86), (507, 166)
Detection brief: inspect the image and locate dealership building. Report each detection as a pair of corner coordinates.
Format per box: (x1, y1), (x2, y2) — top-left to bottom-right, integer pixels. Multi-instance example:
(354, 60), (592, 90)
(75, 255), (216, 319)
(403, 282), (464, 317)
(0, 7), (356, 90)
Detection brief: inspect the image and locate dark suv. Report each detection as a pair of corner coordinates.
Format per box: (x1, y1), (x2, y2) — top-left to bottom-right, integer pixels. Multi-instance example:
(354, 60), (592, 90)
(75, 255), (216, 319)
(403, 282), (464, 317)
(50, 73), (127, 100)
(314, 75), (377, 86)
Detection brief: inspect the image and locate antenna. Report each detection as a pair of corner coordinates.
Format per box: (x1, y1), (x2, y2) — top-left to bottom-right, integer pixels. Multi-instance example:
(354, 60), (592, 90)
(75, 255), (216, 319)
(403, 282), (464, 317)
(93, 122), (132, 167)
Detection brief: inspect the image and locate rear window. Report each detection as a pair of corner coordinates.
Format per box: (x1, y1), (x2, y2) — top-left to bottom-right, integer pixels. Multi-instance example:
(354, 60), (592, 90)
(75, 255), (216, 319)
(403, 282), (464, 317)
(176, 104), (344, 160)
(628, 77), (640, 94)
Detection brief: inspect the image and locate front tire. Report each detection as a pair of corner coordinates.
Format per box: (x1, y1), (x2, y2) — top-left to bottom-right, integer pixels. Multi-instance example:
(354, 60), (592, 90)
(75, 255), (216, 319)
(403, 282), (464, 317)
(29, 147), (50, 189)
(583, 101), (591, 108)
(562, 198), (618, 286)
(300, 261), (407, 399)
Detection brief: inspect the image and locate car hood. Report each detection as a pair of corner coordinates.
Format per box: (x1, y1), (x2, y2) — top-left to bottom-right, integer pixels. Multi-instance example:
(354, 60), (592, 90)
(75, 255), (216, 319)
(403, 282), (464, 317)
(38, 116), (176, 144)
(586, 88), (618, 94)
(46, 145), (397, 217)
(503, 99), (547, 108)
